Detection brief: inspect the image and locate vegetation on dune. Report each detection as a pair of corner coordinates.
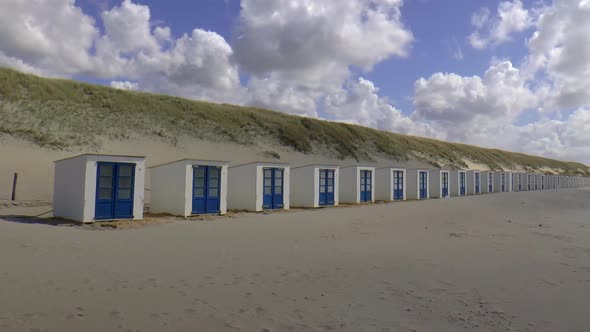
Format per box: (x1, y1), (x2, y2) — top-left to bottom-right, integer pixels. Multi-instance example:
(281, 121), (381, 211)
(0, 67), (587, 175)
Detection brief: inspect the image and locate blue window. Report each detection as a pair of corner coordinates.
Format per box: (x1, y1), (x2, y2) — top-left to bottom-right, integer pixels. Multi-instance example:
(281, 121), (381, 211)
(360, 170), (372, 202)
(393, 170), (404, 200)
(95, 162), (135, 220)
(441, 172), (449, 197)
(319, 169), (335, 206)
(192, 166), (221, 214)
(419, 171), (428, 199)
(263, 168), (284, 210)
(459, 172), (466, 196)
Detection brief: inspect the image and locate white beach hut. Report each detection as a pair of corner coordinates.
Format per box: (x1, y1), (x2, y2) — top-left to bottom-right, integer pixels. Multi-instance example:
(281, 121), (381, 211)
(429, 170), (451, 199)
(450, 170), (467, 197)
(406, 169), (430, 200)
(339, 166), (375, 204)
(526, 173), (533, 191)
(493, 172), (508, 193)
(375, 167), (406, 201)
(481, 171), (494, 193)
(290, 165), (339, 208)
(53, 154), (145, 223)
(466, 170), (481, 195)
(227, 162), (290, 212)
(150, 159), (228, 217)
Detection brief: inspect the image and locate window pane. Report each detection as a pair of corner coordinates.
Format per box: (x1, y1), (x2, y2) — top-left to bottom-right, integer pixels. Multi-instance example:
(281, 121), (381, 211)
(320, 186), (325, 193)
(361, 184), (366, 191)
(328, 185), (333, 192)
(360, 178), (365, 185)
(209, 188), (219, 197)
(99, 164), (113, 176)
(328, 171), (334, 179)
(320, 178), (326, 186)
(264, 186), (272, 195)
(366, 177), (371, 184)
(195, 177), (205, 187)
(275, 171), (282, 180)
(99, 188), (112, 200)
(119, 165), (132, 176)
(118, 189), (131, 200)
(118, 177), (131, 188)
(195, 167), (205, 177)
(209, 167), (219, 178)
(274, 186), (282, 194)
(99, 176), (112, 188)
(194, 188), (205, 197)
(209, 179), (219, 188)
(264, 169), (272, 178)
(328, 178), (334, 186)
(320, 171), (326, 179)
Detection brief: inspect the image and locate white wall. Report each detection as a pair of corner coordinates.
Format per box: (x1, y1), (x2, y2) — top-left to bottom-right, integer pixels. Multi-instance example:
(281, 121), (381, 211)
(150, 160), (228, 217)
(375, 168), (406, 201)
(339, 166), (375, 204)
(429, 170), (449, 198)
(228, 163), (289, 212)
(53, 156), (86, 222)
(466, 171), (480, 195)
(150, 161), (187, 216)
(291, 166), (339, 208)
(493, 172), (507, 193)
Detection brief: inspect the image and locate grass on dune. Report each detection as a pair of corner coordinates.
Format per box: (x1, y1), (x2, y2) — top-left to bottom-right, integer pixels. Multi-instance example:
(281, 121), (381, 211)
(0, 67), (587, 175)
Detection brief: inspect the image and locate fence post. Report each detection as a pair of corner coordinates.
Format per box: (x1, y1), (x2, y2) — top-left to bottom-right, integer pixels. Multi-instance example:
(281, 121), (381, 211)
(11, 172), (18, 201)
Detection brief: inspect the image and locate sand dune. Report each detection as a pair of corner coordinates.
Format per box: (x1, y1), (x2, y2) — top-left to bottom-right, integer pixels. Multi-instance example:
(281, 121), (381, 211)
(1, 189), (590, 331)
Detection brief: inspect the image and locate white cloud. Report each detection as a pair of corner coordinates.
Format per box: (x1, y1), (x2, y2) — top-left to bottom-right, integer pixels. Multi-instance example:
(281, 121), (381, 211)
(234, 0), (414, 114)
(110, 81), (138, 90)
(324, 78), (435, 137)
(0, 0), (98, 75)
(469, 0), (533, 49)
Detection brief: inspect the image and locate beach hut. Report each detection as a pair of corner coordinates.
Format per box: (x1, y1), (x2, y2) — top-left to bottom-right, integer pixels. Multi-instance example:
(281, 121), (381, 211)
(53, 154), (145, 223)
(227, 162), (290, 212)
(375, 167), (406, 201)
(481, 171), (494, 193)
(526, 174), (533, 191)
(509, 172), (516, 192)
(466, 170), (481, 195)
(339, 166), (375, 204)
(515, 173), (523, 192)
(493, 172), (508, 193)
(450, 170), (467, 197)
(150, 159), (228, 217)
(290, 165), (339, 208)
(541, 175), (546, 190)
(407, 169), (429, 200)
(429, 170), (450, 199)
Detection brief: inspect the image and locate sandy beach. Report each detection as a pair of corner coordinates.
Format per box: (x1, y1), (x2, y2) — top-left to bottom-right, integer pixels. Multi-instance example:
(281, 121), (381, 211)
(1, 188), (589, 332)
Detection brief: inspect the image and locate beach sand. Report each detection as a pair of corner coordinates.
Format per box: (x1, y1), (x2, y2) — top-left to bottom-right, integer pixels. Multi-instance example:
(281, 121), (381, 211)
(1, 188), (589, 332)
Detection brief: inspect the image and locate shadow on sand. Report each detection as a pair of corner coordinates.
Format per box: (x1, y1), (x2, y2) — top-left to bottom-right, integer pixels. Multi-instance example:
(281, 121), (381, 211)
(0, 213), (79, 227)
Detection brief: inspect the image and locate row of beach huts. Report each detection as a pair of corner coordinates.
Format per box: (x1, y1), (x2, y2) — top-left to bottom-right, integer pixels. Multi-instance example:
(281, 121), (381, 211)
(53, 154), (590, 223)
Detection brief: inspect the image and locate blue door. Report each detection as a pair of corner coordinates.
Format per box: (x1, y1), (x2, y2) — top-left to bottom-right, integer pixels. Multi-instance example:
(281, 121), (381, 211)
(319, 169), (335, 206)
(488, 174), (493, 192)
(511, 174), (515, 191)
(534, 176), (538, 190)
(360, 170), (372, 202)
(419, 171), (428, 199)
(95, 162), (135, 220)
(501, 173), (506, 192)
(528, 175), (531, 190)
(541, 176), (545, 190)
(475, 173), (480, 193)
(459, 172), (466, 196)
(393, 170), (404, 200)
(518, 175), (522, 191)
(263, 168), (284, 210)
(441, 172), (449, 197)
(192, 166), (221, 214)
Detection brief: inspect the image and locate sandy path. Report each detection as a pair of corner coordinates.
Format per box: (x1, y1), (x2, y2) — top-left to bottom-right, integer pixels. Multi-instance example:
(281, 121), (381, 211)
(1, 189), (589, 332)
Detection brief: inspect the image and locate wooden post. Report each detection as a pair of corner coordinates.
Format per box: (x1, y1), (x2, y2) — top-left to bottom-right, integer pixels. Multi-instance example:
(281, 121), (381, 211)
(11, 172), (18, 201)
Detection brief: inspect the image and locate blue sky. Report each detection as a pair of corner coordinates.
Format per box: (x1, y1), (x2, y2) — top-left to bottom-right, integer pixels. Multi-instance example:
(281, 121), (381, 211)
(0, 0), (589, 163)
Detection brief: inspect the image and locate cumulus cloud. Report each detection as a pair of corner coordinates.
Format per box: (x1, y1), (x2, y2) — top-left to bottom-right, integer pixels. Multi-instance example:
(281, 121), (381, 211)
(234, 0), (413, 113)
(413, 61), (537, 140)
(324, 78), (435, 138)
(469, 0), (533, 49)
(110, 81), (138, 90)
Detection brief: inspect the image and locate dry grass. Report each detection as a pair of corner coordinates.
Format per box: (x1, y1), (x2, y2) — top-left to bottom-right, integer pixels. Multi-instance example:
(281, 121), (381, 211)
(0, 67), (587, 175)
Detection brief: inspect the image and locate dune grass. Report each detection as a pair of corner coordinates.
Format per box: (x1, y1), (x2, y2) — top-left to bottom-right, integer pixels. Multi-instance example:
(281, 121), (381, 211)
(0, 66), (587, 175)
